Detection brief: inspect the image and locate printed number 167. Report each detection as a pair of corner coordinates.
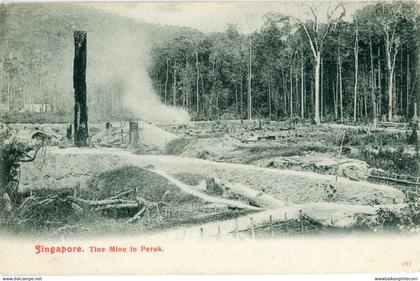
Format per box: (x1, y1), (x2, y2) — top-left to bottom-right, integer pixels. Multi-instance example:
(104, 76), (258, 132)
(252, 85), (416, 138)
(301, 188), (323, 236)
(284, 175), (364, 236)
(402, 261), (412, 267)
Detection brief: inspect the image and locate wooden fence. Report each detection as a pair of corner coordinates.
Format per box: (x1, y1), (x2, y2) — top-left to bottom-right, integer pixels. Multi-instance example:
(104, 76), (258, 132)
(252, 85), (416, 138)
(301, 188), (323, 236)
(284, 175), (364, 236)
(366, 170), (420, 198)
(194, 211), (320, 241)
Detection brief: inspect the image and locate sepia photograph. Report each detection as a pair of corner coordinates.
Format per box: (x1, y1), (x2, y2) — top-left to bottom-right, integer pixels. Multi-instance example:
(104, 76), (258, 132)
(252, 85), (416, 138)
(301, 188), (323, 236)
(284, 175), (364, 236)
(0, 0), (419, 276)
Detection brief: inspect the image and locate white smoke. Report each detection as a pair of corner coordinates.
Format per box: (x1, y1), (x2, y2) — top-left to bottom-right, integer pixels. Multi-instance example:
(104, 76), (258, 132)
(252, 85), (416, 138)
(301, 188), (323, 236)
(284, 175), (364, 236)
(123, 71), (191, 124)
(79, 19), (191, 124)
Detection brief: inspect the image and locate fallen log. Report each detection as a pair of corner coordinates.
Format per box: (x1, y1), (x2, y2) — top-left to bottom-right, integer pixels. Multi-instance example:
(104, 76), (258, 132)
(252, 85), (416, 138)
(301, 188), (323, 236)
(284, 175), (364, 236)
(74, 196), (165, 212)
(215, 179), (285, 209)
(126, 206), (147, 224)
(73, 198), (135, 207)
(109, 189), (133, 199)
(95, 202), (140, 210)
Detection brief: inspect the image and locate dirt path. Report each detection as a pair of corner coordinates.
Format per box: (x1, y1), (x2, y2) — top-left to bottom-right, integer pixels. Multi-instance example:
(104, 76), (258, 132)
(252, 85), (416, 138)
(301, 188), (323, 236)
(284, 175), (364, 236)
(19, 147), (405, 205)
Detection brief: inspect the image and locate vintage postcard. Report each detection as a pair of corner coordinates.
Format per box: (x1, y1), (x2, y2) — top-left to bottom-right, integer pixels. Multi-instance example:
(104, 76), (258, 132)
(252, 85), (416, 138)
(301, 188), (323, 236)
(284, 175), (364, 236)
(0, 0), (419, 276)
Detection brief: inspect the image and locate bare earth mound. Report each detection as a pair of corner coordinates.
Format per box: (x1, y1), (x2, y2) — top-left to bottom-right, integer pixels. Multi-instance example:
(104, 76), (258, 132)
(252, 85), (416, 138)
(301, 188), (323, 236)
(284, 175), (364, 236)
(19, 147), (404, 205)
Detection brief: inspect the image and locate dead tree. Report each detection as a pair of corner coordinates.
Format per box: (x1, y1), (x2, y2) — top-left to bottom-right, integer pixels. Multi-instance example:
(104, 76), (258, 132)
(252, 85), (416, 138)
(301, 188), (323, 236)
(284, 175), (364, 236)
(73, 31), (89, 147)
(298, 3), (346, 125)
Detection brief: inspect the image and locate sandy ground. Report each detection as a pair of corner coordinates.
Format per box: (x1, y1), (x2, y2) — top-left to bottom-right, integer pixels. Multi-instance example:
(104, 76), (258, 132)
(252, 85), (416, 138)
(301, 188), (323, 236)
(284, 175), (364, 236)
(5, 121), (179, 150)
(19, 147), (404, 205)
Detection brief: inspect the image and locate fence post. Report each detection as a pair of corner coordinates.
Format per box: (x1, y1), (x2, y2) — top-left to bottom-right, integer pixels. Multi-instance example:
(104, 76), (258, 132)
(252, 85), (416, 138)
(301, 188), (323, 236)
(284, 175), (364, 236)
(250, 218), (255, 239)
(299, 210), (304, 233)
(269, 215), (273, 238)
(146, 207), (150, 223)
(217, 225), (221, 240)
(200, 227), (204, 239)
(156, 204), (160, 218)
(235, 217), (239, 239)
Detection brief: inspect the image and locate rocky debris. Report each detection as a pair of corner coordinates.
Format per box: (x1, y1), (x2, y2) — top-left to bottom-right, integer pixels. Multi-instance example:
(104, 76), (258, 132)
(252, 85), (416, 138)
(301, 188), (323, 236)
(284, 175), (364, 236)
(336, 161), (368, 181)
(259, 152), (368, 181)
(205, 178), (225, 196)
(180, 135), (241, 160)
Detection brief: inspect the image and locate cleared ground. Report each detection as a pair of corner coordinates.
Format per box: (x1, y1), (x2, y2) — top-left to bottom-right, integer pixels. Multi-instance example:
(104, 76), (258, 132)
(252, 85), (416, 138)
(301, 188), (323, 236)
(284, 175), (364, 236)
(3, 119), (417, 237)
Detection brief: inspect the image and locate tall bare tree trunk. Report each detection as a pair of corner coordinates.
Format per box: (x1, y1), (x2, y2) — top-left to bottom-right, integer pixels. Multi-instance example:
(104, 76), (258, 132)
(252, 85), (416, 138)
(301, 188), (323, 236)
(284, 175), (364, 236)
(183, 56), (189, 108)
(320, 59), (323, 122)
(73, 31), (89, 147)
(165, 59), (169, 105)
(216, 91), (219, 120)
(282, 69), (287, 113)
(333, 79), (337, 120)
(268, 84), (272, 120)
(369, 37), (377, 125)
(290, 64), (293, 117)
(295, 67), (298, 118)
(301, 56), (304, 119)
(314, 53), (321, 124)
(385, 32), (398, 121)
(196, 51), (199, 114)
(378, 46), (382, 120)
(399, 49), (403, 112)
(173, 63), (176, 107)
(311, 75), (314, 117)
(248, 35), (252, 120)
(0, 60), (3, 106)
(406, 52), (410, 117)
(393, 67), (397, 116)
(353, 22), (359, 123)
(235, 83), (238, 117)
(240, 74), (243, 120)
(364, 90), (367, 118)
(338, 53), (343, 123)
(7, 79), (11, 111)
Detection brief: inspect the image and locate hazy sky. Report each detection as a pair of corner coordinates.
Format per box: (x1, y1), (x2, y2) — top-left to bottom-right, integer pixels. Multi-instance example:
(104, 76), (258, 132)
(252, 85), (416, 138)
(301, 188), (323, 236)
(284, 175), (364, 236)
(85, 1), (372, 33)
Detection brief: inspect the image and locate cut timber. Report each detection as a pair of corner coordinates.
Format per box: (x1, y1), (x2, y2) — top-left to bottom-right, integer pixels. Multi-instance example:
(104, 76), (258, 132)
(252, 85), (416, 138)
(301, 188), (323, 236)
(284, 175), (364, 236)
(73, 198), (135, 207)
(73, 196), (163, 209)
(218, 179), (285, 209)
(73, 31), (89, 147)
(126, 206), (147, 224)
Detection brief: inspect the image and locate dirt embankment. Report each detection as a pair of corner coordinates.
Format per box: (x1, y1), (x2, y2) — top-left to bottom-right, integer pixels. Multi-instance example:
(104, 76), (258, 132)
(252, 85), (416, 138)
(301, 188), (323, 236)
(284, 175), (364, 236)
(19, 147), (404, 205)
(5, 121), (179, 151)
(252, 152), (369, 181)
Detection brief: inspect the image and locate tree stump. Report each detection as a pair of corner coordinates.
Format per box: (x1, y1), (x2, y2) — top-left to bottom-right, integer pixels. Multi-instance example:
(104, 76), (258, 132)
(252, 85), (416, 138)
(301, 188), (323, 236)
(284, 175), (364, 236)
(128, 121), (139, 148)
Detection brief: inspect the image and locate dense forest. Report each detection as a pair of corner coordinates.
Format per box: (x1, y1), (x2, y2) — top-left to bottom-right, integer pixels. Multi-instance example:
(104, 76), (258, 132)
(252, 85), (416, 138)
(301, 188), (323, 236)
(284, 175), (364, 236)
(0, 2), (418, 124)
(148, 2), (419, 124)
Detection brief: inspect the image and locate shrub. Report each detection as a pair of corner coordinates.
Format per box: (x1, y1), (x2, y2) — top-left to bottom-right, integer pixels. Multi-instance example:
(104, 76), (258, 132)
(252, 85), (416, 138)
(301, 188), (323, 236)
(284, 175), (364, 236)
(375, 204), (420, 232)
